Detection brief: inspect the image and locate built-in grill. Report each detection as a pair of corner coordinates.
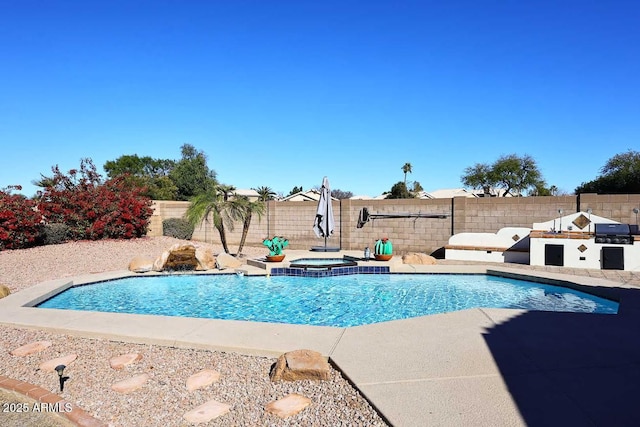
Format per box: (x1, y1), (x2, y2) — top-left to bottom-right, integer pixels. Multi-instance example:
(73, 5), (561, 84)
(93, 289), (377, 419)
(594, 223), (634, 244)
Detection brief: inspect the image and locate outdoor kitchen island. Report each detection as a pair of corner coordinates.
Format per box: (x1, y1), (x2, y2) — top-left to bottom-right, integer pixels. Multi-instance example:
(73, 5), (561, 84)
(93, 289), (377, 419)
(529, 212), (640, 271)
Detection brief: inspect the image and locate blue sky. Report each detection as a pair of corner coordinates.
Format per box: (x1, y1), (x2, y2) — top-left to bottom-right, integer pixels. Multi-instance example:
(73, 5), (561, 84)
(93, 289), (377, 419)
(2, 1), (639, 198)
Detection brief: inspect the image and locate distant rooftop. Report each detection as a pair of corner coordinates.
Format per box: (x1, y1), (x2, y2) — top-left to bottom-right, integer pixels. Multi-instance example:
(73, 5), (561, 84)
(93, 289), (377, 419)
(233, 188), (260, 198)
(281, 189), (338, 202)
(348, 187), (510, 200)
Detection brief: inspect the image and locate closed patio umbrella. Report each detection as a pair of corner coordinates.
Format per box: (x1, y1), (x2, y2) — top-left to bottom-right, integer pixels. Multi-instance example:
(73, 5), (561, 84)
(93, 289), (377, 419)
(313, 176), (336, 251)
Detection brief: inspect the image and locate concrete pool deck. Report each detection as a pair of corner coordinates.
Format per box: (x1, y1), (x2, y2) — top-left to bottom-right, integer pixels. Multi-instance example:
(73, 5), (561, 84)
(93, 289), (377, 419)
(2, 254), (640, 426)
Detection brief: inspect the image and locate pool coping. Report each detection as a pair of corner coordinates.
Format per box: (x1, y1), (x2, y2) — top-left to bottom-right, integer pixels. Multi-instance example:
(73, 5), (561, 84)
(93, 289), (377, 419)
(1, 262), (639, 426)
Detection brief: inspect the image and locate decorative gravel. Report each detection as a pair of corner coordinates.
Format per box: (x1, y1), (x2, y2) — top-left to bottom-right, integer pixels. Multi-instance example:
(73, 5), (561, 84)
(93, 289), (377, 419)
(0, 236), (267, 295)
(0, 237), (388, 426)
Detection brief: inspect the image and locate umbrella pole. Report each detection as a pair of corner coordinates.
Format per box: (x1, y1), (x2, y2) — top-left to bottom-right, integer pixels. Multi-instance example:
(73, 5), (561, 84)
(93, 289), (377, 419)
(325, 186), (329, 250)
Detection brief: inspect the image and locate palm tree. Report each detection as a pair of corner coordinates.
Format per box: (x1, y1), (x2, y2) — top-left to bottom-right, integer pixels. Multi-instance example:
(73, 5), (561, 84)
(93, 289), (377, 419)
(218, 184), (236, 202)
(236, 196), (265, 256)
(402, 162), (413, 185)
(252, 186), (276, 202)
(185, 184), (243, 254)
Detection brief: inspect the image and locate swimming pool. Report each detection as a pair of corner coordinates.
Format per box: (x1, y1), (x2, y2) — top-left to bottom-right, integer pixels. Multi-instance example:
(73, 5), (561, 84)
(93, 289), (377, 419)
(37, 274), (618, 327)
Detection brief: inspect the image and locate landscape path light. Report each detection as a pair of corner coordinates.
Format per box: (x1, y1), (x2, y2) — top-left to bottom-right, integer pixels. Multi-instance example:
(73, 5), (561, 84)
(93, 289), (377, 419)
(55, 364), (66, 392)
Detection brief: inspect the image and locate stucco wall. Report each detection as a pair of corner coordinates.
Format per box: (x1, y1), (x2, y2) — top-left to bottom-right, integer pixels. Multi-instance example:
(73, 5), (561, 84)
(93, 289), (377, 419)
(529, 235), (640, 271)
(148, 193), (640, 256)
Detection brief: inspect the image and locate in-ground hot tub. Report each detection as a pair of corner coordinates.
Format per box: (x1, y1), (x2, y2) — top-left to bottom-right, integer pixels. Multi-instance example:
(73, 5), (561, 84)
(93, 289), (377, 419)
(288, 257), (358, 269)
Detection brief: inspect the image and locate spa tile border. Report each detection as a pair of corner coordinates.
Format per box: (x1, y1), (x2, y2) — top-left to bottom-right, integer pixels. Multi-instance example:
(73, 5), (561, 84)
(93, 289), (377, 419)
(270, 265), (391, 277)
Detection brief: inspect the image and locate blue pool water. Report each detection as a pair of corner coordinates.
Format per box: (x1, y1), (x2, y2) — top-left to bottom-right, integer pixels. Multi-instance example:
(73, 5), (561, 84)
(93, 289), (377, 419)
(37, 274), (618, 327)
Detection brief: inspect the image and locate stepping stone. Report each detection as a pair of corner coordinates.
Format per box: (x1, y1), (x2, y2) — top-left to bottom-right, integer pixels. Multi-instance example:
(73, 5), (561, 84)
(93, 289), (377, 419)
(265, 394), (311, 419)
(186, 369), (221, 392)
(183, 399), (230, 423)
(39, 354), (77, 372)
(109, 353), (143, 369)
(11, 341), (52, 356)
(111, 373), (150, 394)
(270, 349), (330, 382)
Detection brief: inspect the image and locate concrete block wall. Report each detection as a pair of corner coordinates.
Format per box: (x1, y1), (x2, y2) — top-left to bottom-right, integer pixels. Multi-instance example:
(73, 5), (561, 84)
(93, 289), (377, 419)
(453, 196), (577, 234)
(192, 210), (270, 251)
(148, 194), (640, 256)
(344, 198), (452, 254)
(579, 193), (640, 225)
(148, 200), (271, 249)
(150, 200), (341, 252)
(270, 201), (341, 250)
(147, 214), (163, 237)
(147, 201), (191, 237)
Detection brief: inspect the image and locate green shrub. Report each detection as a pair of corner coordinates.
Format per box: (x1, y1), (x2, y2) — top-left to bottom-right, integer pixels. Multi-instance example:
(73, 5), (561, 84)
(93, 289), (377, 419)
(42, 223), (70, 245)
(162, 218), (194, 240)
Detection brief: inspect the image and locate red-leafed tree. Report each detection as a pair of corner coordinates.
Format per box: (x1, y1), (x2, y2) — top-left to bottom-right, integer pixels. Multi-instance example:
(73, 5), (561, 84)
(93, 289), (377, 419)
(37, 159), (153, 240)
(0, 185), (44, 250)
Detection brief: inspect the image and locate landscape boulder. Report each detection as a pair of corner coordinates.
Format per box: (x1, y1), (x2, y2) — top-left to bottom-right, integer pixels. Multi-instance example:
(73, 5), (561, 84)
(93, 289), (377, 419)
(402, 252), (437, 265)
(128, 256), (155, 273)
(195, 247), (217, 270)
(215, 252), (242, 270)
(153, 243), (217, 271)
(153, 243), (198, 271)
(0, 284), (10, 299)
(270, 349), (330, 382)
